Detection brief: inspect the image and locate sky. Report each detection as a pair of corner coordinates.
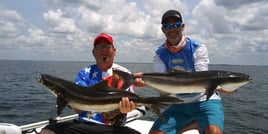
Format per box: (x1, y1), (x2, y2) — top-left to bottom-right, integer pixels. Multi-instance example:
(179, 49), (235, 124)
(0, 0), (267, 65)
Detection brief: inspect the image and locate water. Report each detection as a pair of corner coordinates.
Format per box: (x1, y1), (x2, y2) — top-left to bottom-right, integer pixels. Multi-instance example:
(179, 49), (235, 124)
(0, 60), (267, 134)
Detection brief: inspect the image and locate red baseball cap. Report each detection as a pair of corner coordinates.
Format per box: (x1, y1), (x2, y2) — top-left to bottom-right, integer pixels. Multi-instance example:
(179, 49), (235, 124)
(93, 33), (114, 46)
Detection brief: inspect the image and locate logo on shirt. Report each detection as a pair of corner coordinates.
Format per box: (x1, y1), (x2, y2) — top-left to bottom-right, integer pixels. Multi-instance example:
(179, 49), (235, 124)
(172, 58), (184, 64)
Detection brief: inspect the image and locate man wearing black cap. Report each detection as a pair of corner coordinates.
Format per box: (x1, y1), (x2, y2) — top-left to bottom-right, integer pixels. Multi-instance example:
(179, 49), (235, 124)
(41, 33), (143, 134)
(149, 10), (224, 134)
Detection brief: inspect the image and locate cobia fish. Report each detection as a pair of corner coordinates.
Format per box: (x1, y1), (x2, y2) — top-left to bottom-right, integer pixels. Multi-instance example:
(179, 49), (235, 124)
(113, 69), (252, 100)
(38, 74), (182, 123)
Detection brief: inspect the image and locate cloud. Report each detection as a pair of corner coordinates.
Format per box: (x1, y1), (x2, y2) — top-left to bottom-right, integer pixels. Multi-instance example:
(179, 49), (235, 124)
(214, 0), (267, 9)
(0, 8), (34, 54)
(189, 0), (268, 65)
(43, 9), (79, 34)
(0, 9), (24, 38)
(0, 0), (267, 65)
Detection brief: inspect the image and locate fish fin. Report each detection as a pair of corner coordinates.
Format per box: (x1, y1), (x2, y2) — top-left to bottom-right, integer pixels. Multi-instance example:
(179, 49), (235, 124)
(112, 68), (134, 90)
(158, 96), (184, 104)
(205, 82), (218, 101)
(151, 104), (167, 124)
(142, 96), (183, 124)
(90, 80), (115, 92)
(56, 95), (68, 116)
(142, 96), (183, 107)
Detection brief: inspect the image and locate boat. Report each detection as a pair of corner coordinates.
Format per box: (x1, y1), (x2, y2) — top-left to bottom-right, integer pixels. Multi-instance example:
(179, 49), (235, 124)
(0, 110), (199, 134)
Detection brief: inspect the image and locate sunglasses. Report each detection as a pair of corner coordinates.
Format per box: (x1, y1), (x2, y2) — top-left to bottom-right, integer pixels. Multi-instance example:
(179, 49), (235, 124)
(162, 22), (182, 30)
(94, 44), (113, 50)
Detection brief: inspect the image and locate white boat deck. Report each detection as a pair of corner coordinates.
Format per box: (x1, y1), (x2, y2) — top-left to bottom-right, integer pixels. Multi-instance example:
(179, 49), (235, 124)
(0, 113), (199, 134)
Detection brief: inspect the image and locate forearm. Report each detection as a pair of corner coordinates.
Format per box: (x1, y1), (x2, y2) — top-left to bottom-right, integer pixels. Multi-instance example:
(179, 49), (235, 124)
(194, 44), (209, 71)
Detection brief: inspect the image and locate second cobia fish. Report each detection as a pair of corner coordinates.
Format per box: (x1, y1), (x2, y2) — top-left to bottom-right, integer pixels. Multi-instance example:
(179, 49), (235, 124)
(113, 69), (252, 100)
(38, 74), (182, 123)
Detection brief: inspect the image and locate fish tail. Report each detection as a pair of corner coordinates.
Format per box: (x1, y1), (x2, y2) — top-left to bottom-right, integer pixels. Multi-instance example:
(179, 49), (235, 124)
(143, 96), (183, 109)
(112, 68), (135, 90)
(142, 96), (183, 123)
(151, 104), (167, 123)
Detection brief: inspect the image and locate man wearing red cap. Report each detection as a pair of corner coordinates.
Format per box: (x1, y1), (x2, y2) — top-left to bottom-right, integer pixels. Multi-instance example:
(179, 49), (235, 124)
(41, 33), (143, 134)
(147, 10), (224, 134)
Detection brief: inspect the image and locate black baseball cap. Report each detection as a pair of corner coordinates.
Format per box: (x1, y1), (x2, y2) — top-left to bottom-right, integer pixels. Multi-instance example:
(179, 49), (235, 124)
(161, 10), (183, 24)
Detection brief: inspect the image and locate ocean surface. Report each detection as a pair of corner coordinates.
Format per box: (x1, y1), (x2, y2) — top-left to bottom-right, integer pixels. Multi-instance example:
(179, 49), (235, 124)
(0, 60), (267, 134)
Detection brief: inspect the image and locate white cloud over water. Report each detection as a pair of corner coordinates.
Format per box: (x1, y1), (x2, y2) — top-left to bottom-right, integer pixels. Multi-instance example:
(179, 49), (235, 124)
(0, 0), (267, 65)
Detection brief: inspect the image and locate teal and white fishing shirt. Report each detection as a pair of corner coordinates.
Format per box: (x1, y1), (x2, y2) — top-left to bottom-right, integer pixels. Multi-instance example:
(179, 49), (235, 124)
(153, 36), (221, 102)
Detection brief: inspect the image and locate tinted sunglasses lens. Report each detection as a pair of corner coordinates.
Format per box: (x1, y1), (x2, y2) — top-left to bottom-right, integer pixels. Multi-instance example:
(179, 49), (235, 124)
(94, 45), (113, 49)
(163, 24), (170, 30)
(163, 22), (181, 30)
(173, 22), (181, 28)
